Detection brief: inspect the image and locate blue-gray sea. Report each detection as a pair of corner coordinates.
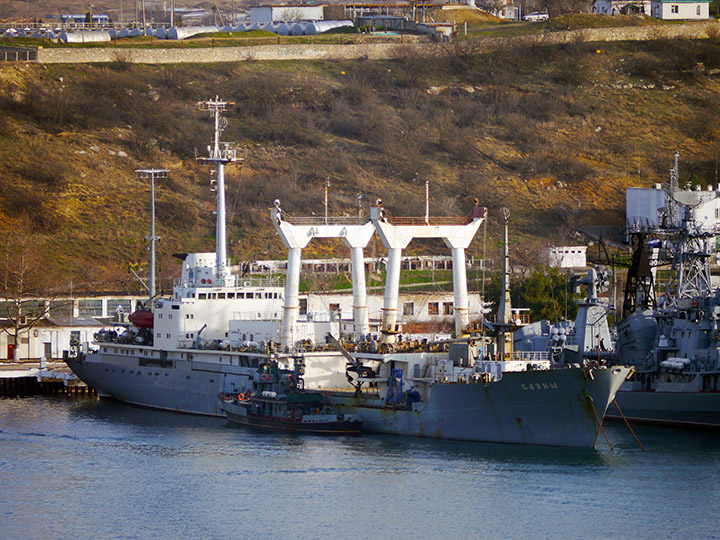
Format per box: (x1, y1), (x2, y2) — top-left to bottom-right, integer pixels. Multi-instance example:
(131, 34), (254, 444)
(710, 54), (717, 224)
(1, 396), (718, 540)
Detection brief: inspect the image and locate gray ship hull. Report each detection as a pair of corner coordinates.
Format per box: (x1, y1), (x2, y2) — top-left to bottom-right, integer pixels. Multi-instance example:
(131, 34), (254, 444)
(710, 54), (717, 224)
(65, 347), (347, 416)
(608, 391), (720, 429)
(66, 352), (251, 416)
(328, 366), (630, 447)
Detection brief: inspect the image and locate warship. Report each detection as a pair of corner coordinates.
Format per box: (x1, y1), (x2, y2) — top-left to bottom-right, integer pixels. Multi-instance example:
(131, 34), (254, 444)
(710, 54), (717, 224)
(609, 153), (720, 428)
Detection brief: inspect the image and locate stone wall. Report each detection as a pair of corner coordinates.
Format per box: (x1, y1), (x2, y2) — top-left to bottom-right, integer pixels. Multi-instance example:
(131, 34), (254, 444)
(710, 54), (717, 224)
(35, 21), (720, 64)
(36, 41), (434, 64)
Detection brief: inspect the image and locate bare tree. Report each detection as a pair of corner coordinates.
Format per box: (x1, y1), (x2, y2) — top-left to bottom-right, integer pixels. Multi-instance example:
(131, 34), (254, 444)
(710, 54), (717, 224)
(0, 235), (57, 361)
(543, 0), (593, 16)
(479, 0), (511, 16)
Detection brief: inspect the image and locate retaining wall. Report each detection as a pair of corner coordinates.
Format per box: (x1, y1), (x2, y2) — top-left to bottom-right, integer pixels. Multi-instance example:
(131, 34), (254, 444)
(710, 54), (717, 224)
(34, 21), (720, 64)
(36, 41), (432, 63)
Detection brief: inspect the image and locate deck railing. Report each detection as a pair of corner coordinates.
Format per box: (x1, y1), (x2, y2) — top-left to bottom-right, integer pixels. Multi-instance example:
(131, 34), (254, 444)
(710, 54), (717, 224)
(282, 214), (476, 227)
(281, 215), (369, 226)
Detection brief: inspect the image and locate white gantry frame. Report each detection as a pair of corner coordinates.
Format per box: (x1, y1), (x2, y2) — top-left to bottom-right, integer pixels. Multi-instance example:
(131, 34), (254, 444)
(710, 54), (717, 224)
(272, 203), (375, 351)
(272, 200), (486, 349)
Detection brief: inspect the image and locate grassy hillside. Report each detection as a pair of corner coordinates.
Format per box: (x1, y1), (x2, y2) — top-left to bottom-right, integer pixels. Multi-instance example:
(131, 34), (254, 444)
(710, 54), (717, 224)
(2, 35), (720, 295)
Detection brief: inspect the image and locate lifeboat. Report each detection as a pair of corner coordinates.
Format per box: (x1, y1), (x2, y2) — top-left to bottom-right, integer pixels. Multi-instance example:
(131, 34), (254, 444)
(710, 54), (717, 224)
(129, 309), (154, 329)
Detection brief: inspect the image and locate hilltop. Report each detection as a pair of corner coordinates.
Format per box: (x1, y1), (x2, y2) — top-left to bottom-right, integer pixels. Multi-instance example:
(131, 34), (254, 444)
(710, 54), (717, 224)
(2, 33), (720, 294)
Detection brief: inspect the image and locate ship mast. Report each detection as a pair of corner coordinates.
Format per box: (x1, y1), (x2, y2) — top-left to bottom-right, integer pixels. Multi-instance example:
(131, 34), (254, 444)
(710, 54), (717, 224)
(135, 168), (168, 309)
(197, 97), (242, 286)
(497, 207), (513, 360)
(498, 207), (512, 325)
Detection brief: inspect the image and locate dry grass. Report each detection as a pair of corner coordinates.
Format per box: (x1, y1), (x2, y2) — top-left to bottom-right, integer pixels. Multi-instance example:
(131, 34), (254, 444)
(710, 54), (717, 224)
(1, 37), (720, 292)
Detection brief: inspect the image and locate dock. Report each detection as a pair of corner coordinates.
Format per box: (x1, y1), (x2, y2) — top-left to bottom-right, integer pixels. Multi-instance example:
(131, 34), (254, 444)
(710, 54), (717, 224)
(0, 361), (95, 397)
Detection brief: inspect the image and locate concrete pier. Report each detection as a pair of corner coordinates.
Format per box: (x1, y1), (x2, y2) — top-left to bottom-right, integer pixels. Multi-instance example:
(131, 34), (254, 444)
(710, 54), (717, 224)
(0, 361), (95, 397)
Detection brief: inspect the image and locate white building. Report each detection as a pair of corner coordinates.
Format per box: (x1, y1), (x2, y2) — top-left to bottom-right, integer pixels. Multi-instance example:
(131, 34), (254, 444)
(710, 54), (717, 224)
(0, 295), (146, 361)
(0, 317), (103, 362)
(592, 0), (651, 14)
(650, 0), (710, 19)
(250, 5), (324, 24)
(544, 246), (588, 268)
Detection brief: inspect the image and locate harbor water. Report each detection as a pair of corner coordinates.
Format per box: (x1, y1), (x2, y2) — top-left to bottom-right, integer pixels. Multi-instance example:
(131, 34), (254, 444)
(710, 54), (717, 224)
(1, 396), (718, 540)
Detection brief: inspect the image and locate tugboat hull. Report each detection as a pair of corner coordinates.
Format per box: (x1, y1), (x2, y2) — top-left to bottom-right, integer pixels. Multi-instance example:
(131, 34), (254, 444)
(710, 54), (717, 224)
(220, 400), (361, 435)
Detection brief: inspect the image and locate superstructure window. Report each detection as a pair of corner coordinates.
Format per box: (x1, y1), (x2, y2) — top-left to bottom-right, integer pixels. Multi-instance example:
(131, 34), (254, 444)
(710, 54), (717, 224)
(443, 302), (453, 315)
(428, 302), (439, 316)
(671, 4), (678, 12)
(403, 302), (414, 316)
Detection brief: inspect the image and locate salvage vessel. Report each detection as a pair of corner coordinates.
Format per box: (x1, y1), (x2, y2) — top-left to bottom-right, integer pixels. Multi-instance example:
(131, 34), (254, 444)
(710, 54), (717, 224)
(323, 206), (632, 448)
(65, 98), (632, 447)
(64, 97), (349, 416)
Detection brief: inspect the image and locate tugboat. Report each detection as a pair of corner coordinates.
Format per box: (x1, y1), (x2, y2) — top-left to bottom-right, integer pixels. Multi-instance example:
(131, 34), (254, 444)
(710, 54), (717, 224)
(219, 362), (362, 435)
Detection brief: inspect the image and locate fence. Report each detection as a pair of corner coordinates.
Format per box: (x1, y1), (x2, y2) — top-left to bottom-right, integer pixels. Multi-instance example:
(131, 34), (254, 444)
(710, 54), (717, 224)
(0, 48), (37, 62)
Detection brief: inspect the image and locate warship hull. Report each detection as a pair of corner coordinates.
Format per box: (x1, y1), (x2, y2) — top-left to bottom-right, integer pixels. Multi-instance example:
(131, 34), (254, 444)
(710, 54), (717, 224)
(607, 391), (720, 429)
(328, 366), (631, 448)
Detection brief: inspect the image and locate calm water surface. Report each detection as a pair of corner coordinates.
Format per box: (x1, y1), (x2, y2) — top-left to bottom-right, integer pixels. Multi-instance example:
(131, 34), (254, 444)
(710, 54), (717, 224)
(1, 396), (718, 540)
